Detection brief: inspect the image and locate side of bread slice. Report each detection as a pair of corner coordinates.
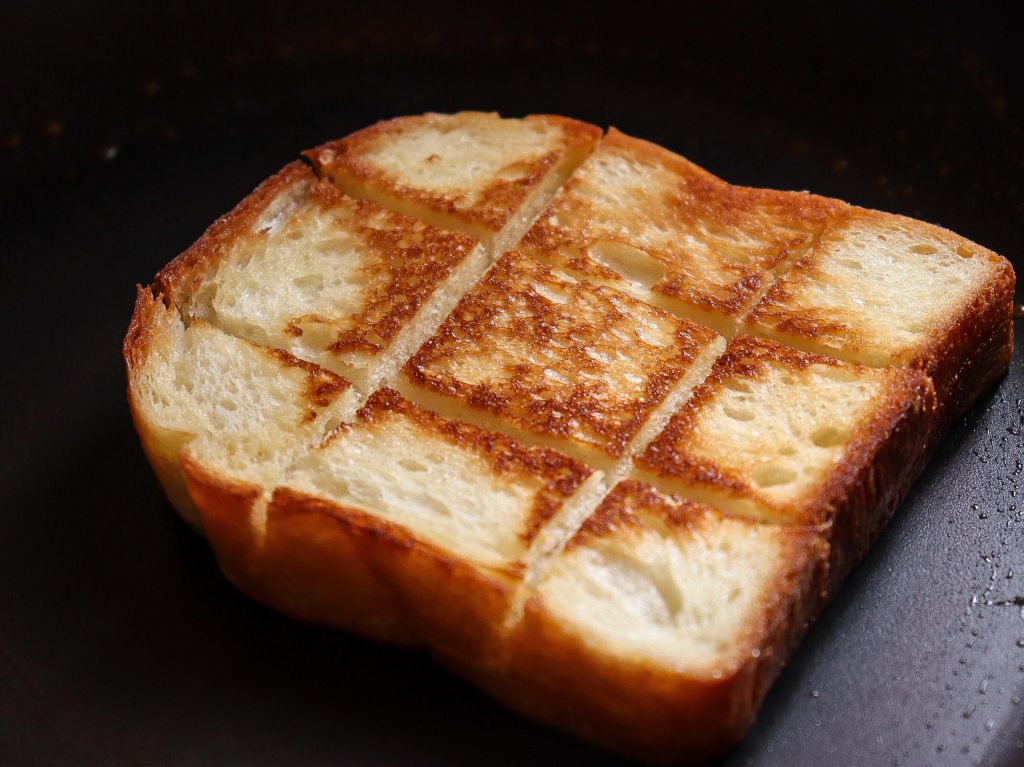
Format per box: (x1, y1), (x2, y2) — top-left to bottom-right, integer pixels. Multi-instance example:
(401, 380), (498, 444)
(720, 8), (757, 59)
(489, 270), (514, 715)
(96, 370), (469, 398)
(743, 208), (1015, 426)
(182, 387), (602, 660)
(305, 112), (601, 254)
(456, 480), (828, 764)
(124, 286), (357, 530)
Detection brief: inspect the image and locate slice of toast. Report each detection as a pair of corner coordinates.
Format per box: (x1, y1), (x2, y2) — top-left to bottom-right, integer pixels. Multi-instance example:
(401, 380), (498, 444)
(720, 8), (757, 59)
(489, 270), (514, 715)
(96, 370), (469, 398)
(634, 335), (935, 588)
(463, 480), (828, 765)
(125, 113), (1015, 764)
(520, 128), (838, 335)
(305, 112), (601, 254)
(399, 250), (725, 475)
(743, 208), (1015, 425)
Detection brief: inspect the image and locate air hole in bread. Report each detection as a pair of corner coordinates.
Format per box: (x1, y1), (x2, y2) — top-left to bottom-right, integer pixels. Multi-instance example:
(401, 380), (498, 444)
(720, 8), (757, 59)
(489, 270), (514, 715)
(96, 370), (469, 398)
(294, 320), (335, 349)
(292, 274), (325, 291)
(723, 378), (753, 393)
(723, 405), (755, 422)
(534, 282), (570, 305)
(716, 243), (753, 265)
(779, 445), (797, 456)
(810, 364), (857, 383)
(956, 245), (974, 259)
(398, 458), (428, 472)
(586, 241), (665, 290)
(910, 243), (937, 255)
(809, 425), (846, 448)
(752, 463), (797, 487)
(597, 547), (683, 624)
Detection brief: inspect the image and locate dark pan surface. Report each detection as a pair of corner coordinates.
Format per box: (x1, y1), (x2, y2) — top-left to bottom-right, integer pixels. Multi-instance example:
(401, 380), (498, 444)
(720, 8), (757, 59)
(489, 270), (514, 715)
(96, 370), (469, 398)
(1, 3), (1022, 765)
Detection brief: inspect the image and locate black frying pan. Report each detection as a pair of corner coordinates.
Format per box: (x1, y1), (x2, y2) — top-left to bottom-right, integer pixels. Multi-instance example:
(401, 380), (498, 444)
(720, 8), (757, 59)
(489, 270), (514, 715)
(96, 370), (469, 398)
(2, 3), (1022, 765)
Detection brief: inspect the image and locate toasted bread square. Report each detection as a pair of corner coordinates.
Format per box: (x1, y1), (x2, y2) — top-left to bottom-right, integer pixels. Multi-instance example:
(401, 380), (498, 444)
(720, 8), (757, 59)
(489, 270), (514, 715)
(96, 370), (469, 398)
(124, 287), (356, 528)
(157, 163), (489, 393)
(521, 129), (837, 334)
(399, 251), (725, 473)
(635, 335), (934, 587)
(306, 112), (601, 254)
(744, 209), (1015, 421)
(241, 389), (602, 659)
(471, 480), (827, 764)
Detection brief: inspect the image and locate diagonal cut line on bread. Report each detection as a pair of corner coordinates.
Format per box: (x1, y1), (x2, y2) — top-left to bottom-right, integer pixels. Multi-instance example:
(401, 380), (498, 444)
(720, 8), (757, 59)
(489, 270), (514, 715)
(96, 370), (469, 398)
(742, 208), (1015, 427)
(634, 334), (937, 590)
(521, 128), (839, 337)
(398, 250), (726, 474)
(124, 286), (359, 531)
(304, 112), (602, 256)
(124, 112), (1016, 764)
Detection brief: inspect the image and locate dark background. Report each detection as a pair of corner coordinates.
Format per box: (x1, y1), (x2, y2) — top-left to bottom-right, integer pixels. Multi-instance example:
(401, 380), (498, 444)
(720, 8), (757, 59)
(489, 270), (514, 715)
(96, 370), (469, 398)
(1, 2), (1022, 765)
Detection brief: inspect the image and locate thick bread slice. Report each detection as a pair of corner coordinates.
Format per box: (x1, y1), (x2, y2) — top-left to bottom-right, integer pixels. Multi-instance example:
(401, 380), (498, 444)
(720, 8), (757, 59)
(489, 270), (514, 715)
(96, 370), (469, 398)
(156, 162), (489, 393)
(634, 335), (935, 589)
(305, 112), (601, 254)
(398, 250), (726, 475)
(521, 128), (839, 335)
(184, 388), (600, 660)
(124, 114), (1017, 765)
(123, 286), (357, 530)
(457, 480), (828, 764)
(743, 209), (1015, 425)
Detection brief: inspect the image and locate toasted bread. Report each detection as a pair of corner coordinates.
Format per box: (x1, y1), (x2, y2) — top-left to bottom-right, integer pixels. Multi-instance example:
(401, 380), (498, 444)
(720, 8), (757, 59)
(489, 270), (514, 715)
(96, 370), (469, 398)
(521, 128), (838, 335)
(743, 208), (1015, 425)
(463, 480), (828, 764)
(124, 113), (1015, 764)
(634, 335), (936, 588)
(398, 250), (725, 475)
(124, 286), (356, 529)
(305, 112), (601, 254)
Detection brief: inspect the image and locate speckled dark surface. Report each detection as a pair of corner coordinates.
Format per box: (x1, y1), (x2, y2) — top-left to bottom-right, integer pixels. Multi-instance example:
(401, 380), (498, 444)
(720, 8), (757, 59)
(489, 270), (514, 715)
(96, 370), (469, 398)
(1, 3), (1022, 765)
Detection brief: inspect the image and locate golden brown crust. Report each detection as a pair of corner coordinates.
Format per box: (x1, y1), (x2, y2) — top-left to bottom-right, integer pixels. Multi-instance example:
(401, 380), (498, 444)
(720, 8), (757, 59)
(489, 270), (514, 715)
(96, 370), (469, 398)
(357, 389), (593, 544)
(156, 161), (313, 307)
(123, 286), (203, 526)
(521, 127), (842, 321)
(457, 480), (829, 765)
(123, 284), (164, 374)
(402, 251), (722, 463)
(305, 112), (601, 234)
